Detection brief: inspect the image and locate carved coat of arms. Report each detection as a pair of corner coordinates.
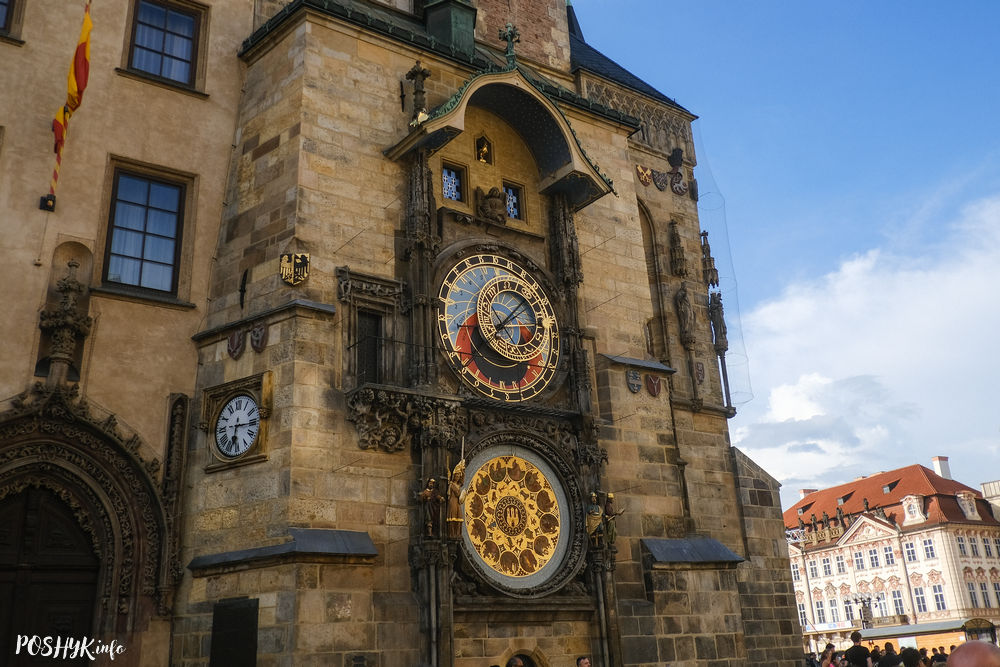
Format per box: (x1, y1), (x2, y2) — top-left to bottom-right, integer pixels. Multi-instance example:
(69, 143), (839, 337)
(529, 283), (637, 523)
(645, 374), (661, 397)
(280, 253), (310, 286)
(626, 369), (642, 393)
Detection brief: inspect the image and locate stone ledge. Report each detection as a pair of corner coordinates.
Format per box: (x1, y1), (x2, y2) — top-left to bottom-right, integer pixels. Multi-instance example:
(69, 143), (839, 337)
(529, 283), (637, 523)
(188, 528), (377, 576)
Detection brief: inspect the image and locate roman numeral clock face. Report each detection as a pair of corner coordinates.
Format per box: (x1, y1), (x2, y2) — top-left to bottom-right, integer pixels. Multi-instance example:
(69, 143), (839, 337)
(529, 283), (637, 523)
(214, 394), (260, 458)
(438, 254), (560, 401)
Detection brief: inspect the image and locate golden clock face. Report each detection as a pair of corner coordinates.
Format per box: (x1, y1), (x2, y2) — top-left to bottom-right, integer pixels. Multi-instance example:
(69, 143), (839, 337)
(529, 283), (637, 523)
(438, 254), (559, 401)
(463, 454), (564, 583)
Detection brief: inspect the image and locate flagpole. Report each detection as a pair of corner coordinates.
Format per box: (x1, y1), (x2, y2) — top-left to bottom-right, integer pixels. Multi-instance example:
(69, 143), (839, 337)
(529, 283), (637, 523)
(42, 0), (92, 213)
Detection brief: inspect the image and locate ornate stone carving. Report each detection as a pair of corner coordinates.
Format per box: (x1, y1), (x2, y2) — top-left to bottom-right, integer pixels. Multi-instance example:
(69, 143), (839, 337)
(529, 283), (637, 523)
(38, 259), (92, 386)
(584, 79), (694, 158)
(346, 389), (464, 453)
(0, 382), (172, 629)
(336, 267), (404, 305)
(668, 221), (688, 278)
(405, 60), (431, 122)
(708, 292), (728, 354)
(700, 231), (719, 288)
(475, 186), (507, 225)
(674, 282), (696, 349)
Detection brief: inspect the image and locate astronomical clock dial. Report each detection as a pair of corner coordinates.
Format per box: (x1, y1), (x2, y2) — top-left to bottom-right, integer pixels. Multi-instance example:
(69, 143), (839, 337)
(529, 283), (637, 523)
(213, 393), (260, 459)
(438, 254), (559, 401)
(461, 449), (570, 591)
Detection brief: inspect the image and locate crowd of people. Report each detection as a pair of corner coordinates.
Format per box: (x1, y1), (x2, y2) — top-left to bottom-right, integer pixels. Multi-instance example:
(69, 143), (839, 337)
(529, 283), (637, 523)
(805, 632), (1000, 667)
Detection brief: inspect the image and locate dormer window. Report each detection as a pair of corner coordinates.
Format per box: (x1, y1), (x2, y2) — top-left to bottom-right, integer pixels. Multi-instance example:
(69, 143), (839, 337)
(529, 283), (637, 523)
(902, 494), (926, 526)
(838, 497), (845, 505)
(957, 492), (981, 520)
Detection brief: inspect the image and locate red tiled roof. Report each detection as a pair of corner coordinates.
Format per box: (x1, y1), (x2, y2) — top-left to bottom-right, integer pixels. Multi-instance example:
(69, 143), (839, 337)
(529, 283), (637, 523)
(783, 464), (998, 530)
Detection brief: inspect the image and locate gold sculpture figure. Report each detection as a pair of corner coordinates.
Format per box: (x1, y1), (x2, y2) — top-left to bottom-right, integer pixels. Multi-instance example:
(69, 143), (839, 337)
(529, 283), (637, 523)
(603, 492), (625, 545)
(446, 459), (467, 539)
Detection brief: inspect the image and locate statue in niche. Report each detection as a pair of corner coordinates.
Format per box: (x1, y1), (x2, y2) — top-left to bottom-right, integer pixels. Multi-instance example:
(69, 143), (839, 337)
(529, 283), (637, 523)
(476, 186), (507, 224)
(708, 292), (728, 353)
(419, 477), (445, 537)
(586, 492), (604, 546)
(603, 493), (625, 545)
(446, 460), (467, 539)
(674, 283), (696, 347)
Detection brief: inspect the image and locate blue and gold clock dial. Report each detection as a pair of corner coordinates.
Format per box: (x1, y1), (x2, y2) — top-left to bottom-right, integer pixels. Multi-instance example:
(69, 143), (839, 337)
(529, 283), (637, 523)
(438, 254), (559, 401)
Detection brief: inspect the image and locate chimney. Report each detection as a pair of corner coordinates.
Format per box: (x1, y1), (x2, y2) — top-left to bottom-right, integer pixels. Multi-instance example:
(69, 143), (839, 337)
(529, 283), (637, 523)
(932, 456), (951, 480)
(799, 489), (817, 499)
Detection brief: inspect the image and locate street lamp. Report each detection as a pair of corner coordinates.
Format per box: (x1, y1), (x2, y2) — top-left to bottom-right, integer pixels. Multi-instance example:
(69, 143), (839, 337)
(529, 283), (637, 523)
(853, 595), (873, 629)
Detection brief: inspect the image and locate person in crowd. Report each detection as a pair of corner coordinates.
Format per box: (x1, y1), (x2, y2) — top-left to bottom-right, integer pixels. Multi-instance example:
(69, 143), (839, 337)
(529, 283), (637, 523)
(946, 641), (1000, 667)
(931, 647), (947, 664)
(878, 642), (900, 667)
(576, 658), (591, 667)
(845, 631), (874, 667)
(900, 648), (921, 667)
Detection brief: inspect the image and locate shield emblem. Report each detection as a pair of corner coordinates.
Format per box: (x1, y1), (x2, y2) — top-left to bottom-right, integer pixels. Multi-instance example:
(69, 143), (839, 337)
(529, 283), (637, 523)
(280, 253), (310, 286)
(645, 374), (661, 397)
(227, 329), (246, 360)
(250, 321), (269, 353)
(635, 165), (653, 187)
(626, 369), (641, 393)
(652, 169), (670, 191)
(695, 362), (705, 384)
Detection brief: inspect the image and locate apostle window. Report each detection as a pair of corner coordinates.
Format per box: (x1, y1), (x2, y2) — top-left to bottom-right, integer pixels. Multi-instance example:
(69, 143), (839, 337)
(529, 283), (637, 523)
(503, 182), (523, 220)
(104, 169), (184, 293)
(127, 0), (202, 87)
(442, 163), (466, 202)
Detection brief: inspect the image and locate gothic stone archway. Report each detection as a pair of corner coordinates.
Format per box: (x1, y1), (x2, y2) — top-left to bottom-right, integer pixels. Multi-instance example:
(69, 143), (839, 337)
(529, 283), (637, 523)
(0, 385), (180, 656)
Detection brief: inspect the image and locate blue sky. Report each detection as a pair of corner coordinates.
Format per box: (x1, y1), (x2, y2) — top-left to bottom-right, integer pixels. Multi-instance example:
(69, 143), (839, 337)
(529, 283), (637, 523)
(571, 2), (1000, 507)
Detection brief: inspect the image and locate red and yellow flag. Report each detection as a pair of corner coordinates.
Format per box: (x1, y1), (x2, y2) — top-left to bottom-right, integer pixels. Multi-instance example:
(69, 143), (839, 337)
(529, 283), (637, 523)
(50, 2), (92, 195)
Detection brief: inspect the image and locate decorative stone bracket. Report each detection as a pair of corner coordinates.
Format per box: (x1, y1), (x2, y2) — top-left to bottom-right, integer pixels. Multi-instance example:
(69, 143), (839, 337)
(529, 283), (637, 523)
(346, 387), (465, 453)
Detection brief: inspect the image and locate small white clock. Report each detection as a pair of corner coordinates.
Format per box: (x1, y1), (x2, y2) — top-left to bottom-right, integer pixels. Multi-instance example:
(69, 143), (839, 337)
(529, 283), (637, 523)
(214, 394), (261, 459)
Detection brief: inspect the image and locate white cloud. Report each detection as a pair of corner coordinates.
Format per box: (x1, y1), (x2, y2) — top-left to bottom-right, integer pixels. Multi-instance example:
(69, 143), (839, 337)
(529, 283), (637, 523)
(732, 194), (1000, 508)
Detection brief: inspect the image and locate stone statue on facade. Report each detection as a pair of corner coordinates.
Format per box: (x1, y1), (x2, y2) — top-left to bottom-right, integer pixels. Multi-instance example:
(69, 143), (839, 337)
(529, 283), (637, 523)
(419, 477), (444, 537)
(477, 186), (507, 225)
(708, 291), (728, 353)
(674, 283), (696, 348)
(586, 492), (604, 546)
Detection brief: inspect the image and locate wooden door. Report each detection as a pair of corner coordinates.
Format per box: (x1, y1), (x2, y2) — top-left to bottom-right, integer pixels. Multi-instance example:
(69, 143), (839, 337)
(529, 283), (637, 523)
(0, 487), (99, 665)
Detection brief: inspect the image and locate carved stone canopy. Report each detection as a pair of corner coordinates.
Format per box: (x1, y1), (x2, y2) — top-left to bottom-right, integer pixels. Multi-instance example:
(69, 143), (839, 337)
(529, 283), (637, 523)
(385, 69), (613, 211)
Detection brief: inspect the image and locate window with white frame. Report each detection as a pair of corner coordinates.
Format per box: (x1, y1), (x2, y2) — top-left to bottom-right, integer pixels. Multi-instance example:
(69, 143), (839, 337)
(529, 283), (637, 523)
(874, 592), (888, 616)
(957, 536), (968, 556)
(822, 558), (832, 576)
(968, 582), (980, 608)
(970, 537), (980, 557)
(792, 565), (800, 582)
(836, 554), (847, 574)
(809, 561), (818, 578)
(868, 548), (881, 568)
(981, 582), (991, 608)
(994, 537), (1000, 556)
(905, 542), (917, 562)
(994, 582), (1000, 607)
(829, 598), (840, 622)
(854, 551), (866, 570)
(923, 538), (936, 559)
(892, 590), (905, 615)
(798, 602), (808, 627)
(814, 600), (826, 623)
(914, 587), (927, 613)
(985, 539), (994, 558)
(844, 598), (855, 620)
(933, 584), (946, 610)
(884, 545), (895, 565)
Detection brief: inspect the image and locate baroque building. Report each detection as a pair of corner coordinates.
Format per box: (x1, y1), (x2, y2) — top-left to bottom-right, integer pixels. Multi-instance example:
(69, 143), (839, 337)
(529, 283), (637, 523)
(786, 457), (1000, 653)
(0, 0), (802, 665)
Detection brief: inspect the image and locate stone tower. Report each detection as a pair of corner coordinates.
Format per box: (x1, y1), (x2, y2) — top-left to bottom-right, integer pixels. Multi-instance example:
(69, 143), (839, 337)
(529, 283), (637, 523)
(0, 0), (801, 665)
